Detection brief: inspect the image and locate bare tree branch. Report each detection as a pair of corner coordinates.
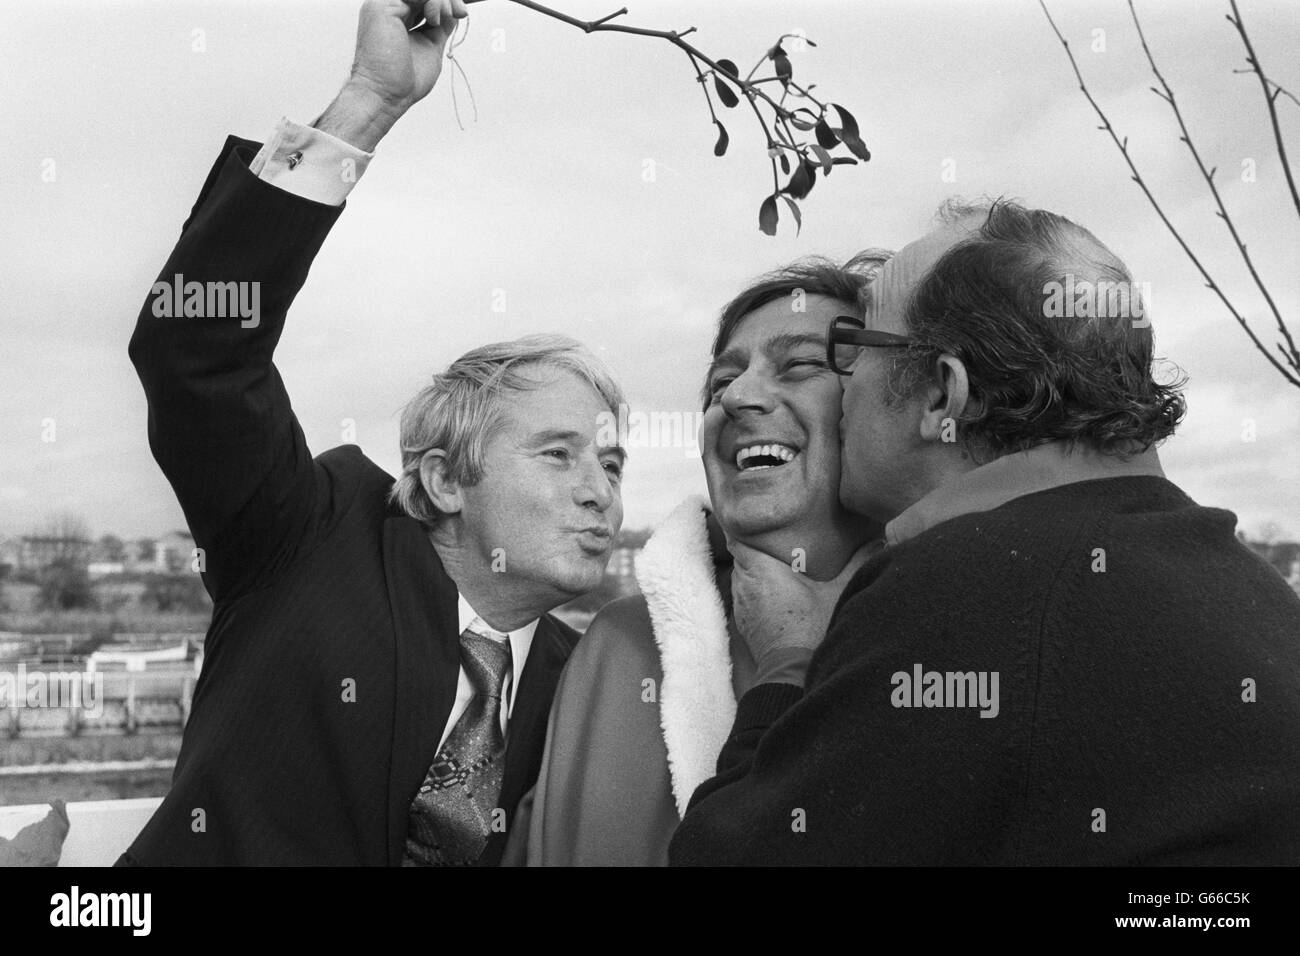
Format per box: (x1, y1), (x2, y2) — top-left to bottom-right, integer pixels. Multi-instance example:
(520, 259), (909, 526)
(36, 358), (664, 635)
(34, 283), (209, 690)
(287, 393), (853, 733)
(1227, 0), (1300, 222)
(1233, 70), (1300, 110)
(1037, 0), (1299, 388)
(1128, 0), (1299, 369)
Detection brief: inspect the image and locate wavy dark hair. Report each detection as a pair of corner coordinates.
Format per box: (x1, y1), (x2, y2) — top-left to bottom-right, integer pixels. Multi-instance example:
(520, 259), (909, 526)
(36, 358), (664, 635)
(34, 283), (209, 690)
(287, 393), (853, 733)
(889, 198), (1187, 459)
(703, 249), (893, 410)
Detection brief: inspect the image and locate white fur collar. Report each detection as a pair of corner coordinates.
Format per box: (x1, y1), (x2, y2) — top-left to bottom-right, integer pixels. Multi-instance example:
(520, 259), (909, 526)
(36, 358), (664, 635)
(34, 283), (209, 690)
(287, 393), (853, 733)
(634, 495), (736, 817)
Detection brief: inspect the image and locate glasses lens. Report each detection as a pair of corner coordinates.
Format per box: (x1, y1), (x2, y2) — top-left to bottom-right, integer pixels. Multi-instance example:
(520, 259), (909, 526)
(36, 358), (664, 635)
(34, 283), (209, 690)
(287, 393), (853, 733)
(832, 339), (863, 372)
(831, 318), (865, 373)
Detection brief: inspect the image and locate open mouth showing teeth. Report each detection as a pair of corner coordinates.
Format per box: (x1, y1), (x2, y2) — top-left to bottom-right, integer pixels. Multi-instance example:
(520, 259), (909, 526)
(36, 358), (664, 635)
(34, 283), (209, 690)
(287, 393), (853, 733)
(735, 443), (798, 471)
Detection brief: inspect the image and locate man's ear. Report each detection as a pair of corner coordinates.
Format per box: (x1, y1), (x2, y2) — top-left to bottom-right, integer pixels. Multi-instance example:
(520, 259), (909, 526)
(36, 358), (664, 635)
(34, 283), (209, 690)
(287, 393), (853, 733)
(918, 353), (971, 444)
(418, 449), (463, 517)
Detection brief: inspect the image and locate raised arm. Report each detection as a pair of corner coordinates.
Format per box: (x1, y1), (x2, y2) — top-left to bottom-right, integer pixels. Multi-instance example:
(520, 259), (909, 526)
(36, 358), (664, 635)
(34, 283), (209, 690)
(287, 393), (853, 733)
(127, 0), (465, 600)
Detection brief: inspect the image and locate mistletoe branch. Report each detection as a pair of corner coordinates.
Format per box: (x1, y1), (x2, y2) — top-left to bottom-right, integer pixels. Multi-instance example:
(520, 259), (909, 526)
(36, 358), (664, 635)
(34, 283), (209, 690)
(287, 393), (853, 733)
(463, 0), (871, 235)
(1038, 0), (1300, 388)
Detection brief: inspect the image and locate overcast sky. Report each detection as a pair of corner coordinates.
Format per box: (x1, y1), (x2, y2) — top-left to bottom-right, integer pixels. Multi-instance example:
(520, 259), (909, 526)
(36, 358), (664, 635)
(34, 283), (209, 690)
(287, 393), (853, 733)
(1, 0), (1297, 542)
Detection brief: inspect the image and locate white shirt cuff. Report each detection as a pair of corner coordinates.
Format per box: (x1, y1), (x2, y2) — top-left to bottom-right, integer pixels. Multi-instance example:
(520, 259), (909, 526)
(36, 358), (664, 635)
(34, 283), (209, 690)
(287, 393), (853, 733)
(250, 117), (373, 206)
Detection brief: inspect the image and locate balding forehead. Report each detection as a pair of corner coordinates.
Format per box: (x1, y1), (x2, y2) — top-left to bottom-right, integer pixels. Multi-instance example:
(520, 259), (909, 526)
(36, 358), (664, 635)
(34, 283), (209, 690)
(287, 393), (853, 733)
(870, 217), (983, 332)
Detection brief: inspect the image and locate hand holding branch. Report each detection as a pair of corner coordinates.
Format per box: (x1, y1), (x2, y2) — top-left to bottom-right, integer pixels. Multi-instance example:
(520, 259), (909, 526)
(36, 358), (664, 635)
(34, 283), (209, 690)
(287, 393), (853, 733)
(315, 0), (468, 151)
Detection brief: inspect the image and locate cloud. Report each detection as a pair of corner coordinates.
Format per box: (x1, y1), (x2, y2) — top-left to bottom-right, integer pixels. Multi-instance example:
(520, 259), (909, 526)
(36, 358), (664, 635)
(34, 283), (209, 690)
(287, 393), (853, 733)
(1, 0), (1296, 540)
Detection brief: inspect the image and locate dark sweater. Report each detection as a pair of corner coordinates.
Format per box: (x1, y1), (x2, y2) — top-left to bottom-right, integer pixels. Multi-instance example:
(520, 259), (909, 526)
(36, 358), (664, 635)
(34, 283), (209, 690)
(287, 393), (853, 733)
(669, 476), (1300, 865)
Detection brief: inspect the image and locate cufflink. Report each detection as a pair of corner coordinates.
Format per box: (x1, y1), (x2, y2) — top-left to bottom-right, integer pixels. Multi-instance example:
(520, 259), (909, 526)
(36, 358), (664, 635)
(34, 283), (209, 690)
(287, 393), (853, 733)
(286, 150), (304, 170)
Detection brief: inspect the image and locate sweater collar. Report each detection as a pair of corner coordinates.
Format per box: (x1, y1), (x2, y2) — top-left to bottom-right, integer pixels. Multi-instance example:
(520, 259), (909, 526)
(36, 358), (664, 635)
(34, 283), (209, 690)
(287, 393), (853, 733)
(885, 441), (1166, 547)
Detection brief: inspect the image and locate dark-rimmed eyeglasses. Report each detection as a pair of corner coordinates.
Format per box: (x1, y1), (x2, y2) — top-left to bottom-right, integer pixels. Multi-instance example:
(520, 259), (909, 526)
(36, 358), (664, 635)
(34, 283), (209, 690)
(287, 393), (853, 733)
(826, 315), (913, 375)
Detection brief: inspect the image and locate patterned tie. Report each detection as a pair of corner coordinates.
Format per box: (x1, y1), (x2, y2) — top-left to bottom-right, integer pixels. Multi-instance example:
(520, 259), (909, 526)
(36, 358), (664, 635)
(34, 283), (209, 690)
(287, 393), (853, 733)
(403, 623), (512, 866)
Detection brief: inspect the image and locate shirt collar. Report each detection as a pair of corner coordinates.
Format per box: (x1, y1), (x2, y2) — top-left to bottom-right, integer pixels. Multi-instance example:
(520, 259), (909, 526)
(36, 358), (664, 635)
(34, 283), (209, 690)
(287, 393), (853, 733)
(456, 593), (538, 716)
(885, 441), (1166, 547)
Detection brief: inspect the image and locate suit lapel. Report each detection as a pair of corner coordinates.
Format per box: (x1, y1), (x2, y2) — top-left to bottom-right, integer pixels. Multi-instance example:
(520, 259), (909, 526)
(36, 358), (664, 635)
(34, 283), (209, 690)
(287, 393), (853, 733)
(382, 513), (461, 866)
(478, 615), (576, 866)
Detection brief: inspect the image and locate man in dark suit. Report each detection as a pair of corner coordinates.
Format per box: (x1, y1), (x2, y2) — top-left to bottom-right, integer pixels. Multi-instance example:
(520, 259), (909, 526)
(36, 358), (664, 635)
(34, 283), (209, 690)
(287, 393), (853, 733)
(121, 0), (627, 865)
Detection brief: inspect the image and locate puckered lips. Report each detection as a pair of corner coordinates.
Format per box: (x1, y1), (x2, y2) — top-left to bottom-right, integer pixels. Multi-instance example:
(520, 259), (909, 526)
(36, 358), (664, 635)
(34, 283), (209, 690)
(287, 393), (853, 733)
(729, 438), (802, 478)
(572, 523), (613, 555)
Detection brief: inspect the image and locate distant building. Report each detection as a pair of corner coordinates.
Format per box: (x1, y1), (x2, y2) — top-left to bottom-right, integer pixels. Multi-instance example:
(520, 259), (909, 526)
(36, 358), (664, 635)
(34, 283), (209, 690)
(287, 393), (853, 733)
(1271, 543), (1300, 581)
(606, 528), (650, 583)
(0, 537), (21, 573)
(122, 538), (156, 573)
(608, 546), (638, 581)
(87, 562), (127, 579)
(92, 577), (147, 607)
(14, 534), (90, 570)
(87, 535), (128, 564)
(154, 530), (197, 574)
(1244, 539), (1300, 583)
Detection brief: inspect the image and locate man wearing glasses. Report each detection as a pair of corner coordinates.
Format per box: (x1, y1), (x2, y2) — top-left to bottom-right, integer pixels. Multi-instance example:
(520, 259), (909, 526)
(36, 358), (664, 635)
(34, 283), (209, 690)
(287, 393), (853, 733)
(670, 200), (1300, 866)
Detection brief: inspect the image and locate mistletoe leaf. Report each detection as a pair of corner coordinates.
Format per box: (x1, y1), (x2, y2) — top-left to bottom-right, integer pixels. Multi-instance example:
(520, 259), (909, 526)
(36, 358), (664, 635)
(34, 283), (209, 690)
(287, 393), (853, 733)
(804, 159), (819, 198)
(789, 108), (819, 131)
(716, 58), (740, 81)
(815, 118), (839, 149)
(714, 75), (739, 108)
(779, 152), (790, 175)
(783, 160), (816, 200)
(841, 133), (871, 162)
(832, 103), (871, 161)
(832, 103), (862, 140)
(810, 144), (834, 174)
(759, 194), (779, 236)
(713, 119), (730, 156)
(774, 51), (793, 87)
(779, 194), (803, 235)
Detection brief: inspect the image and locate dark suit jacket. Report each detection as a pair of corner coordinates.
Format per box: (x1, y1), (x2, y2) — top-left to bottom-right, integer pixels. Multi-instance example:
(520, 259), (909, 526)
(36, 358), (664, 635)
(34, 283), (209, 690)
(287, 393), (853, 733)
(121, 136), (579, 865)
